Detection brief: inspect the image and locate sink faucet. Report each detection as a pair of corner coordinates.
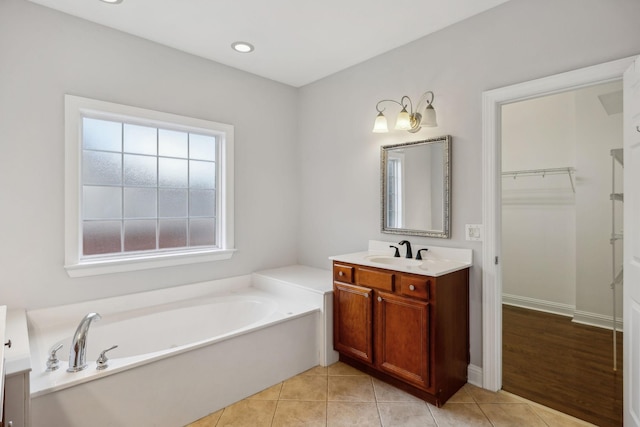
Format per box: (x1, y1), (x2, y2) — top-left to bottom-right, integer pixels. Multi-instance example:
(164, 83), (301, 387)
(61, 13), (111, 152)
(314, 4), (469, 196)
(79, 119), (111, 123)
(67, 312), (101, 372)
(398, 240), (413, 259)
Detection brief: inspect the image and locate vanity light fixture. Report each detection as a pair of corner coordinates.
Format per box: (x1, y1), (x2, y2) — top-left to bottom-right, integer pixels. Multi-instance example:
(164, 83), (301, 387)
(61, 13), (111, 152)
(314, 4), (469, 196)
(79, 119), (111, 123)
(231, 42), (255, 53)
(99, 0), (123, 4)
(373, 91), (437, 133)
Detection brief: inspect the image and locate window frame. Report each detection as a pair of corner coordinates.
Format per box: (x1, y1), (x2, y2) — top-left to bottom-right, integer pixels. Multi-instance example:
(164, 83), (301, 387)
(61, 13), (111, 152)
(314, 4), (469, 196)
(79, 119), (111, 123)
(64, 95), (235, 277)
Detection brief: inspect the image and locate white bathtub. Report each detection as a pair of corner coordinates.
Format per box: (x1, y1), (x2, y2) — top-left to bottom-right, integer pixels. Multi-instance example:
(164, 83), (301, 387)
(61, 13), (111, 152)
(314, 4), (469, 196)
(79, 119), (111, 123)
(27, 267), (331, 427)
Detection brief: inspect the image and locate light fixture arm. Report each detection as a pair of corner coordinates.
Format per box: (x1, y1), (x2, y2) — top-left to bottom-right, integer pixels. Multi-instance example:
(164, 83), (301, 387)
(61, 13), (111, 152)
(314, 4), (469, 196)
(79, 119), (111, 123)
(375, 98), (406, 114)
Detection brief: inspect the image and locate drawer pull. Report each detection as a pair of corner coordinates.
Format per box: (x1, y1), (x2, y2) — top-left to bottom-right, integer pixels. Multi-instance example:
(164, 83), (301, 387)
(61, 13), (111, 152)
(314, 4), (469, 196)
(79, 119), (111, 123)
(409, 285), (415, 291)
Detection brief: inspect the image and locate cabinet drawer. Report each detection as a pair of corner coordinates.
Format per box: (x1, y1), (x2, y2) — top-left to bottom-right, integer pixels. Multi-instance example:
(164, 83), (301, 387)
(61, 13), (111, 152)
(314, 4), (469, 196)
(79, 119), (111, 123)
(334, 264), (354, 283)
(400, 276), (430, 300)
(357, 267), (395, 292)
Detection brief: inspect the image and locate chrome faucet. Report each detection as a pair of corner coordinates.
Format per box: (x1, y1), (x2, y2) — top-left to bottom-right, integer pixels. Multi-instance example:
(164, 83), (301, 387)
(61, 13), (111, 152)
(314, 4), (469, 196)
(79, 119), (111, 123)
(398, 240), (413, 259)
(67, 312), (101, 372)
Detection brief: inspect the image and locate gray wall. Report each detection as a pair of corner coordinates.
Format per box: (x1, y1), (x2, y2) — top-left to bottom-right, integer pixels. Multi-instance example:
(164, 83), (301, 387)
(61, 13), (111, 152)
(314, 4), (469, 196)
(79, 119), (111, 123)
(296, 0), (640, 367)
(0, 0), (299, 308)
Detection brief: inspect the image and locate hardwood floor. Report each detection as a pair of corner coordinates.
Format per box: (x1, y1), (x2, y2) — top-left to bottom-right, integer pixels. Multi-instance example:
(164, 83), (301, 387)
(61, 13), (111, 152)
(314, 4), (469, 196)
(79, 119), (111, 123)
(502, 305), (623, 427)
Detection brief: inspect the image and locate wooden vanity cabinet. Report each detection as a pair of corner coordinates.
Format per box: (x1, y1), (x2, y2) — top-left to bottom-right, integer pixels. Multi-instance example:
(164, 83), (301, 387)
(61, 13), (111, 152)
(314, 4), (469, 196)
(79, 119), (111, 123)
(332, 261), (469, 407)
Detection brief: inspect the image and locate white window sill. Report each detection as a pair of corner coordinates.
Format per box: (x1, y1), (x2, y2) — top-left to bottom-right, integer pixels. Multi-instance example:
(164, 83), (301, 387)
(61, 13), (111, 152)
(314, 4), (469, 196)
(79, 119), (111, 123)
(65, 249), (236, 278)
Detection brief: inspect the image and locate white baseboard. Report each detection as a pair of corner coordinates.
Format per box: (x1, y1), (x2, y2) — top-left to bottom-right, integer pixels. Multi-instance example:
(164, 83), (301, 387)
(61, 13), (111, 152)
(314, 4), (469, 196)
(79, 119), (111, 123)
(572, 310), (623, 332)
(502, 293), (624, 331)
(502, 293), (574, 317)
(467, 364), (483, 388)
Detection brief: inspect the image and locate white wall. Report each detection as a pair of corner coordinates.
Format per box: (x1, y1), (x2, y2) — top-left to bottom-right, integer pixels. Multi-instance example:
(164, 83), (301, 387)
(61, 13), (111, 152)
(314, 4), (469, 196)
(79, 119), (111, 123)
(574, 82), (624, 323)
(0, 0), (299, 309)
(296, 0), (640, 368)
(501, 92), (577, 310)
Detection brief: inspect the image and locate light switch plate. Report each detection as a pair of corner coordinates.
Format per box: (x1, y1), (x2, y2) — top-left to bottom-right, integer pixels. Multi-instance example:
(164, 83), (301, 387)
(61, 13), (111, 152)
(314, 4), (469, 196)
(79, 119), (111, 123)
(465, 224), (483, 241)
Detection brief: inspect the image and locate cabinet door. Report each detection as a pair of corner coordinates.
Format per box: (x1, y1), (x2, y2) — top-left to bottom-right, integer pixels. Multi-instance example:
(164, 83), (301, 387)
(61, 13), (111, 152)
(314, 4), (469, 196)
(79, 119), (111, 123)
(375, 291), (430, 389)
(333, 283), (373, 364)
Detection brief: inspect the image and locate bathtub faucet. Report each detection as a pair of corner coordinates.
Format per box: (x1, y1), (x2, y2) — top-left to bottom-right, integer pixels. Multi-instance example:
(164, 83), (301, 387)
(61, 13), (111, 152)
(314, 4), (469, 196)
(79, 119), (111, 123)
(67, 312), (102, 372)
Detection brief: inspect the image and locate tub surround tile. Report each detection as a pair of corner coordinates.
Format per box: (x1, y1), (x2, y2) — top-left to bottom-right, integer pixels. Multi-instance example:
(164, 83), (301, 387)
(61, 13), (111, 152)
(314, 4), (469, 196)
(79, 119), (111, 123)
(327, 402), (380, 426)
(272, 400), (326, 427)
(328, 375), (375, 402)
(279, 375), (328, 401)
(377, 401), (436, 426)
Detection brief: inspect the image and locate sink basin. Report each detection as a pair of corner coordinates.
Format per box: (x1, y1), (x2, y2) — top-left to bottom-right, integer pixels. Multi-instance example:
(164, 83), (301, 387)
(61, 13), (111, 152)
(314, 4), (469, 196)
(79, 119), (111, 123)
(366, 256), (422, 267)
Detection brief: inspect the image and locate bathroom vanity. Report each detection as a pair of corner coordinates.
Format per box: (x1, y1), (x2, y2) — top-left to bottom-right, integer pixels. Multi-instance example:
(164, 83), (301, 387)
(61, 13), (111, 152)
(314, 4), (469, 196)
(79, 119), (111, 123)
(330, 241), (471, 407)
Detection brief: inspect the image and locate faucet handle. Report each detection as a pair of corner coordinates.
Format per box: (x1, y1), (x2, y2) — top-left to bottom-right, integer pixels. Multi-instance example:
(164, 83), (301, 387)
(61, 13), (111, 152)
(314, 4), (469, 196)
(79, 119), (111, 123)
(96, 345), (118, 370)
(46, 343), (63, 371)
(389, 245), (400, 257)
(416, 248), (429, 260)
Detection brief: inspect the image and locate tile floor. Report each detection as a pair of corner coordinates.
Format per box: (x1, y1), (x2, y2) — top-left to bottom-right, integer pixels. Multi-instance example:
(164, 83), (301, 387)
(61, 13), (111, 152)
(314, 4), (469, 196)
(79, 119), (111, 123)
(187, 362), (596, 427)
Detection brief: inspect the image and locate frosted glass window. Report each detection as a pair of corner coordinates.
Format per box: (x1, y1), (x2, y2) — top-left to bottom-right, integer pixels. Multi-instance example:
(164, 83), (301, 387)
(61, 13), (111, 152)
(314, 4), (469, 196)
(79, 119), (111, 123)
(189, 134), (216, 161)
(124, 188), (157, 218)
(159, 219), (187, 249)
(159, 158), (188, 188)
(124, 220), (156, 251)
(83, 118), (122, 152)
(83, 186), (122, 219)
(190, 218), (215, 246)
(124, 124), (157, 155)
(83, 151), (122, 186)
(124, 154), (157, 186)
(190, 190), (215, 217)
(83, 221), (122, 255)
(71, 100), (231, 267)
(189, 160), (215, 189)
(159, 129), (188, 158)
(159, 189), (188, 218)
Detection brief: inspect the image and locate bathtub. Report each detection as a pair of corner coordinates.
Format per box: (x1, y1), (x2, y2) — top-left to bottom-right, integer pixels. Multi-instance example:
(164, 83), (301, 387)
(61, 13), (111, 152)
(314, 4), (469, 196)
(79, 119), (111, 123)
(27, 266), (331, 427)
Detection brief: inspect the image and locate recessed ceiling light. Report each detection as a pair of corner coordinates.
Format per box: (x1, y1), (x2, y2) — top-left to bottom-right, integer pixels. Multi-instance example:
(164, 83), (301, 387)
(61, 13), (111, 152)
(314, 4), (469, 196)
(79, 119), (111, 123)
(231, 42), (255, 54)
(100, 0), (123, 4)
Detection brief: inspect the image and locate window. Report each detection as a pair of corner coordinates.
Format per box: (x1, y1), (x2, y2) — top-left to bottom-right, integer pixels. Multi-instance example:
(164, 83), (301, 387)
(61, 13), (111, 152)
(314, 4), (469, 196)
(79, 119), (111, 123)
(65, 95), (234, 277)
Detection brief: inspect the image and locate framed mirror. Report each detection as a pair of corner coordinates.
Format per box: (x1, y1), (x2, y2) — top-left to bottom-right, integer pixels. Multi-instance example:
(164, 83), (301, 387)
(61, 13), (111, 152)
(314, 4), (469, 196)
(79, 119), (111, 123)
(381, 135), (451, 238)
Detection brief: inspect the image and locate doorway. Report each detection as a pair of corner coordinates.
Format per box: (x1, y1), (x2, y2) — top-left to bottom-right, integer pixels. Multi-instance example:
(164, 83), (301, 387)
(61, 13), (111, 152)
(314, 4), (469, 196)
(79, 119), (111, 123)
(480, 56), (637, 411)
(500, 82), (623, 426)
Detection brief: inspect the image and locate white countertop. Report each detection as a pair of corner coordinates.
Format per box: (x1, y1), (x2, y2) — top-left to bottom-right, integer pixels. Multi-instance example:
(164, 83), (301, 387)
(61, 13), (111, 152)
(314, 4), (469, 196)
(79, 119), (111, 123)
(329, 240), (472, 277)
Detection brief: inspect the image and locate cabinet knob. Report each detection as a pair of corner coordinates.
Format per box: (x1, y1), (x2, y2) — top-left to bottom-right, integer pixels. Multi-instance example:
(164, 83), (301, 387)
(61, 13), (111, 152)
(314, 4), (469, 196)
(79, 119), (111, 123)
(338, 271), (344, 276)
(364, 293), (369, 298)
(377, 296), (382, 302)
(409, 285), (415, 291)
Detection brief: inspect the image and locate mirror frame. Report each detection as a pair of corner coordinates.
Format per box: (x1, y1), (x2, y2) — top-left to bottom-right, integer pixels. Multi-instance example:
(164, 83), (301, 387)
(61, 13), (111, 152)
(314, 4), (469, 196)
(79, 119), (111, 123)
(380, 135), (451, 238)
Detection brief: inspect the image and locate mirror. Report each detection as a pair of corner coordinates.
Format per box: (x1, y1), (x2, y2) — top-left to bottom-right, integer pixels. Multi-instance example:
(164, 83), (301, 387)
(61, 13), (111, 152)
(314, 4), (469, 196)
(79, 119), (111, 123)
(381, 135), (451, 238)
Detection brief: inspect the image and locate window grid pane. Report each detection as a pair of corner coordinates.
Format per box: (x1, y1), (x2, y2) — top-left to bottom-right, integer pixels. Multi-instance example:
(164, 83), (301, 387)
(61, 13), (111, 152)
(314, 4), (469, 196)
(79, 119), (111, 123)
(81, 117), (217, 258)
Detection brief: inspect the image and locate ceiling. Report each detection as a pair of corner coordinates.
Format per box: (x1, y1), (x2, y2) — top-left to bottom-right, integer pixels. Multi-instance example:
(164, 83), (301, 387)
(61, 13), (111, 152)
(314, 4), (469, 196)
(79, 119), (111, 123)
(27, 0), (511, 87)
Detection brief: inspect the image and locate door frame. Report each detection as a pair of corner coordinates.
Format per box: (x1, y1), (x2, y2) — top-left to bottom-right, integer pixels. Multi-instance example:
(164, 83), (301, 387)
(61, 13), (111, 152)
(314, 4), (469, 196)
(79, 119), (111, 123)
(481, 56), (637, 392)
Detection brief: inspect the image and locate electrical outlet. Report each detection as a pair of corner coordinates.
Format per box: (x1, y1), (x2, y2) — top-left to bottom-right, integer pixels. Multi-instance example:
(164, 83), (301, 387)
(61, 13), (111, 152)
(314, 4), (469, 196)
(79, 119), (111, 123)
(465, 224), (483, 241)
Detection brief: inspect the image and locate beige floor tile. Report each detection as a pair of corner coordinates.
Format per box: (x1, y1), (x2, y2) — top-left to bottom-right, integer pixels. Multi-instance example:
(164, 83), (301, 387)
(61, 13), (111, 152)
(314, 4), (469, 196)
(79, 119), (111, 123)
(272, 400), (327, 427)
(327, 402), (381, 426)
(216, 400), (277, 427)
(479, 403), (547, 426)
(446, 383), (476, 403)
(429, 402), (493, 427)
(187, 409), (223, 427)
(465, 383), (522, 403)
(372, 377), (421, 402)
(328, 361), (368, 376)
(247, 382), (283, 400)
(328, 375), (376, 402)
(378, 401), (436, 427)
(529, 404), (598, 426)
(302, 365), (329, 376)
(280, 374), (328, 401)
